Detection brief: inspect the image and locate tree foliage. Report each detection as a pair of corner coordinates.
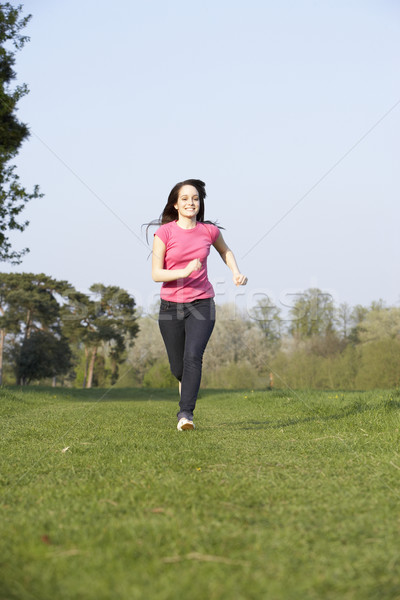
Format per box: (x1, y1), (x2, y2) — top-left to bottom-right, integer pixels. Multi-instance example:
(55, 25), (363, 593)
(1, 272), (398, 390)
(0, 273), (138, 386)
(249, 296), (282, 344)
(0, 272), (71, 383)
(17, 330), (72, 384)
(288, 288), (336, 338)
(357, 306), (400, 344)
(129, 290), (400, 391)
(62, 283), (139, 388)
(0, 3), (42, 263)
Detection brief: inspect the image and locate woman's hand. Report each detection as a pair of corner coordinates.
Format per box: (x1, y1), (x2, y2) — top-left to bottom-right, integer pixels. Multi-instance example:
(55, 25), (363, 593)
(184, 258), (202, 277)
(233, 272), (248, 286)
(213, 234), (247, 288)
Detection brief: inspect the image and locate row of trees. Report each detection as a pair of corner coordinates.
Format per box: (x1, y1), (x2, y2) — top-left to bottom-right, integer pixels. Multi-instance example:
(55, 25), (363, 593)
(1, 275), (399, 390)
(129, 289), (400, 390)
(0, 273), (138, 386)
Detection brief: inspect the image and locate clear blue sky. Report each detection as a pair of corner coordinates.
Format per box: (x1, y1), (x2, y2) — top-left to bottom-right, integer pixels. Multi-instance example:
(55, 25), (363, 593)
(6, 0), (400, 315)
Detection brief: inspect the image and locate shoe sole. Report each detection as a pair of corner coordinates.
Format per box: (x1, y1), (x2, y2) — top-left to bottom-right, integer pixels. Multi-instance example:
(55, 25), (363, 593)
(178, 422), (194, 431)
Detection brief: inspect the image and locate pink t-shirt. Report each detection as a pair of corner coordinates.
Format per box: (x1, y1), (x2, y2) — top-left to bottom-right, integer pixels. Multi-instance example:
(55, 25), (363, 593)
(155, 220), (220, 303)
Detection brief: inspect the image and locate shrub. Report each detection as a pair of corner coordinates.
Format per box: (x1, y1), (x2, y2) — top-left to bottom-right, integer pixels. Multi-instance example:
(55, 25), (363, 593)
(143, 361), (177, 388)
(202, 361), (263, 389)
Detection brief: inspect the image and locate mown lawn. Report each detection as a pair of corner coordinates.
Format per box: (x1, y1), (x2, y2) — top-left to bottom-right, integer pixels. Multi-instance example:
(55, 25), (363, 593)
(1, 386), (400, 600)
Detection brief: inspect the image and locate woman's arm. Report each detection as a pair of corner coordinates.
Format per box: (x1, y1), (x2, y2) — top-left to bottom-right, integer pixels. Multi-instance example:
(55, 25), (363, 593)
(213, 232), (248, 286)
(152, 235), (201, 283)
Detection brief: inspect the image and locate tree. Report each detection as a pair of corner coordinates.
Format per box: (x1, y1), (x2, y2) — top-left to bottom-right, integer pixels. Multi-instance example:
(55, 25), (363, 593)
(0, 272), (72, 383)
(17, 330), (72, 385)
(0, 272), (25, 383)
(249, 296), (282, 345)
(336, 302), (352, 340)
(347, 304), (369, 345)
(6, 272), (70, 339)
(63, 284), (139, 388)
(60, 290), (97, 388)
(357, 306), (400, 344)
(0, 3), (42, 263)
(288, 288), (336, 339)
(87, 284), (138, 387)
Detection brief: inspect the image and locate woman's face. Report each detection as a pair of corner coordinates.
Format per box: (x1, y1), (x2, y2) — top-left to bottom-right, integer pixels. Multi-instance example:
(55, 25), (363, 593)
(174, 185), (200, 219)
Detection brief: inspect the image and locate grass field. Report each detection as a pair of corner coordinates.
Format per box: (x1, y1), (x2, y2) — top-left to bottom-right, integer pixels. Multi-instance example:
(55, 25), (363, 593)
(1, 385), (400, 600)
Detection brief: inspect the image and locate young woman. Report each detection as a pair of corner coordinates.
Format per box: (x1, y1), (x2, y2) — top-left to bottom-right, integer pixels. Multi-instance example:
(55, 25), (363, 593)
(151, 179), (247, 431)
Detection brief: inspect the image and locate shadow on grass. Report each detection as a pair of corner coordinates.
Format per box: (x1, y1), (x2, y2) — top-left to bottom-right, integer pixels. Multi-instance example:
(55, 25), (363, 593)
(237, 399), (379, 431)
(3, 386), (241, 404)
(3, 386), (179, 402)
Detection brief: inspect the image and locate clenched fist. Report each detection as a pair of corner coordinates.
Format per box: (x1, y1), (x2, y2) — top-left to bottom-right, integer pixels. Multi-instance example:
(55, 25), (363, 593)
(184, 258), (202, 277)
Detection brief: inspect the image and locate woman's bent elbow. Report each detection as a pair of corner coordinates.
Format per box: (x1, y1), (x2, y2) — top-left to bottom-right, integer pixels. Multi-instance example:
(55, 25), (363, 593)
(152, 270), (165, 282)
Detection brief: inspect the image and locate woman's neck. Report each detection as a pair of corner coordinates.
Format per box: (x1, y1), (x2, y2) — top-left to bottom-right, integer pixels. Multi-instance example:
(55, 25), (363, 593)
(176, 216), (197, 230)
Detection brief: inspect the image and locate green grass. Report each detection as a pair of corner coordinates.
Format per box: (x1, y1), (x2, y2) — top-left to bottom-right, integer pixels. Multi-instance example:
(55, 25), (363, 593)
(1, 386), (400, 600)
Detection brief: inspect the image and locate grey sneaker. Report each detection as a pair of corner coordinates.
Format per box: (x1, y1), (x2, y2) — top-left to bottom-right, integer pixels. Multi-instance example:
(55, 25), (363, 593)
(177, 418), (195, 431)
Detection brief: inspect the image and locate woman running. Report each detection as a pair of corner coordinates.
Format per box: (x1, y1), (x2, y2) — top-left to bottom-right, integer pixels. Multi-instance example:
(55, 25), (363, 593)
(151, 179), (247, 430)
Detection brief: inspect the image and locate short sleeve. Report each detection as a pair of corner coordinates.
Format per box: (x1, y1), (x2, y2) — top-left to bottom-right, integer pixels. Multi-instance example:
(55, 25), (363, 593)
(154, 224), (168, 245)
(208, 224), (220, 244)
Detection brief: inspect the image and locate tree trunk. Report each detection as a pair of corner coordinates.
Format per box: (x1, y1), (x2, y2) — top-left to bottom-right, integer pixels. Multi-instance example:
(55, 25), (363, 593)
(111, 358), (119, 385)
(83, 346), (89, 388)
(86, 347), (97, 389)
(25, 309), (32, 339)
(0, 329), (5, 386)
(269, 372), (274, 389)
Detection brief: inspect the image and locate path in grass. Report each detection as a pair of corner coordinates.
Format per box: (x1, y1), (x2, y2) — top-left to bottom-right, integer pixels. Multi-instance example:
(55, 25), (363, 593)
(1, 386), (400, 600)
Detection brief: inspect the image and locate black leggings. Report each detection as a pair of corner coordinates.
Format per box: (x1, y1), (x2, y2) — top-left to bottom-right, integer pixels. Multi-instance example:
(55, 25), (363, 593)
(158, 297), (215, 420)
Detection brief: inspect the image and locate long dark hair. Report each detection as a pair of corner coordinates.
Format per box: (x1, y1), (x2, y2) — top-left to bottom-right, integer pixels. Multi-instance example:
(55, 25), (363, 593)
(145, 178), (223, 241)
